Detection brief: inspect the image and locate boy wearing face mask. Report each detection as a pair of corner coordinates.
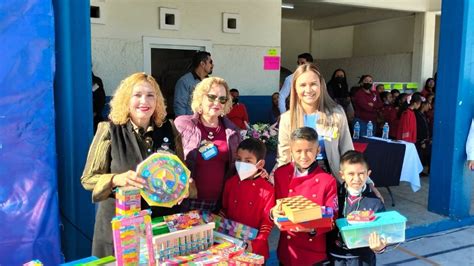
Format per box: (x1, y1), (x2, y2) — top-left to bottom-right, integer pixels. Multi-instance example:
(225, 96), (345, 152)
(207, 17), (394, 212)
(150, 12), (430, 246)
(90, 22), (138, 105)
(272, 127), (338, 265)
(328, 150), (386, 266)
(220, 138), (275, 259)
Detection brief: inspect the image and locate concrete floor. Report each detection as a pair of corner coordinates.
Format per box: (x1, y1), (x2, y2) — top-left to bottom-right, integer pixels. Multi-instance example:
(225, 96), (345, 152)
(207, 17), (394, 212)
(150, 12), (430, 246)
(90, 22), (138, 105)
(379, 176), (474, 227)
(377, 225), (474, 265)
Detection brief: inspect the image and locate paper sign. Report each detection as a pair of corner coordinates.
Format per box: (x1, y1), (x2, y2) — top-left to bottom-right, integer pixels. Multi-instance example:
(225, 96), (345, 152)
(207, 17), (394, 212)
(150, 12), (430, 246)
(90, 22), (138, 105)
(393, 83), (403, 90)
(267, 49), (278, 56)
(384, 83), (392, 90)
(406, 83), (418, 89)
(263, 56), (280, 70)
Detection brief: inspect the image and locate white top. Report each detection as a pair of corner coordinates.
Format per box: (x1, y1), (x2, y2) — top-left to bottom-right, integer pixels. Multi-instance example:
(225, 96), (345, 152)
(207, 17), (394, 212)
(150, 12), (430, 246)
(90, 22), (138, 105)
(467, 118), (474, 160)
(278, 74), (293, 113)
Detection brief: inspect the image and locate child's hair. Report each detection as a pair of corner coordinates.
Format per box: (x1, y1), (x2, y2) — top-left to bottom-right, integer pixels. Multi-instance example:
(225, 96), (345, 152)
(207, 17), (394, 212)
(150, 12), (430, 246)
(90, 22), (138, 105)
(237, 138), (267, 161)
(397, 92), (424, 118)
(340, 150), (369, 169)
(391, 89), (400, 95)
(380, 91), (390, 102)
(290, 127), (318, 142)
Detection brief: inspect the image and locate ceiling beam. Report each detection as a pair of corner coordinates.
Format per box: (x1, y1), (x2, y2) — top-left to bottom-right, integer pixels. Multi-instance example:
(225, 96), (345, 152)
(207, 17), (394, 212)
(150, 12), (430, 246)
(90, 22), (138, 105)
(298, 0), (441, 12)
(312, 9), (414, 30)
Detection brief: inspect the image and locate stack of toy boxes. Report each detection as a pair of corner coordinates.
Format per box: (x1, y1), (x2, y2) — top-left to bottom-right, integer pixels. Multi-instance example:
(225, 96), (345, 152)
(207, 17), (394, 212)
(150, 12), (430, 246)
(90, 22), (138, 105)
(116, 187), (141, 216)
(276, 195), (334, 231)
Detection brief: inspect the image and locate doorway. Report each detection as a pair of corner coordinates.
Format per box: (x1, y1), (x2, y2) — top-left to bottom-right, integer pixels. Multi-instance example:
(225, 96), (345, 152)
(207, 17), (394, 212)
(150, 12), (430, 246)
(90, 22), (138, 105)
(143, 37), (212, 118)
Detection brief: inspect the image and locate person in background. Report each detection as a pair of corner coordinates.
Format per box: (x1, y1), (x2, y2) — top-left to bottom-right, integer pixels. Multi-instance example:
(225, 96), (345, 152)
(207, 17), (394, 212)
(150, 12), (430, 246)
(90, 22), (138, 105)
(425, 93), (435, 132)
(220, 138), (274, 260)
(380, 91), (398, 138)
(420, 78), (436, 98)
(269, 92), (281, 124)
(174, 77), (241, 212)
(227, 88), (249, 130)
(397, 93), (424, 143)
(415, 99), (432, 176)
(352, 75), (383, 136)
(81, 73), (186, 257)
(467, 118), (474, 171)
(92, 72), (106, 133)
(327, 68), (354, 125)
(375, 84), (385, 95)
(174, 51), (213, 116)
(391, 89), (400, 100)
(278, 53), (314, 113)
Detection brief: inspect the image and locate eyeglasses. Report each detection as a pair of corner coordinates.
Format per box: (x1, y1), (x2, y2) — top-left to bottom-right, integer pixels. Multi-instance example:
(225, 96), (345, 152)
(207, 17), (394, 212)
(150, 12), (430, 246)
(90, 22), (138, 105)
(206, 94), (228, 104)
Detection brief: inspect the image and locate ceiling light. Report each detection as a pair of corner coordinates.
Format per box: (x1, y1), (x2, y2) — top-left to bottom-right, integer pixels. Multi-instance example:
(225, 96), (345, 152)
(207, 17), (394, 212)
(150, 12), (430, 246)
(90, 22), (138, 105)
(282, 3), (294, 9)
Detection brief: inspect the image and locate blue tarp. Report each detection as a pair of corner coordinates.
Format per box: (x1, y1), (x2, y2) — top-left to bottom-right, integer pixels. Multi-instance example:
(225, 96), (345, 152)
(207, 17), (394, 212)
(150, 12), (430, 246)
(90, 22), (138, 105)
(0, 1), (61, 264)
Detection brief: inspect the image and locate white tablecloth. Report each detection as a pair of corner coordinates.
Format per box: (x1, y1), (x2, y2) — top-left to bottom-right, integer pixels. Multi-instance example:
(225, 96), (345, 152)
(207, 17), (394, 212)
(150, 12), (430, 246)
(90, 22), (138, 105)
(366, 137), (423, 192)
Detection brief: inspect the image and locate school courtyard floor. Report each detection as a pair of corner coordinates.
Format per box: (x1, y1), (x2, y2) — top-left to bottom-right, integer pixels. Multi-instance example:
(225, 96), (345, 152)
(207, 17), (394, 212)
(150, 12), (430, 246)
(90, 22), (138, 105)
(266, 176), (474, 265)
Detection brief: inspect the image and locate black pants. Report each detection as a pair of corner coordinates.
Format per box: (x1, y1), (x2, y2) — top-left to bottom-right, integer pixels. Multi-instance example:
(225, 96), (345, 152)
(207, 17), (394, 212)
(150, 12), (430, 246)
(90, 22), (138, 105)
(329, 253), (375, 266)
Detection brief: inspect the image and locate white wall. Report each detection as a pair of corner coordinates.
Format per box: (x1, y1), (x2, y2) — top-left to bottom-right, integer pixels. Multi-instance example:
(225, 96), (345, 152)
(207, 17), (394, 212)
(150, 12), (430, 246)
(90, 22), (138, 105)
(91, 0), (281, 96)
(311, 26), (354, 60)
(318, 53), (413, 87)
(434, 15), (440, 73)
(353, 16), (414, 57)
(281, 18), (311, 71)
(310, 16), (414, 85)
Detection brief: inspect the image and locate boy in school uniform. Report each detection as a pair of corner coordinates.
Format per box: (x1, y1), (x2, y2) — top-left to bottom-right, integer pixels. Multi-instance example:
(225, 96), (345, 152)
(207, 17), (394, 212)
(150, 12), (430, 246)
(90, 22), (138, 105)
(271, 127), (338, 265)
(220, 138), (275, 260)
(328, 150), (386, 266)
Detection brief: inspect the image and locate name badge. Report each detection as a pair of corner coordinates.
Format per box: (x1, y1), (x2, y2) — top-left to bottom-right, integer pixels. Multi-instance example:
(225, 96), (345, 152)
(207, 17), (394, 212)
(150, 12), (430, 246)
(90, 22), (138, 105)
(199, 140), (218, 160)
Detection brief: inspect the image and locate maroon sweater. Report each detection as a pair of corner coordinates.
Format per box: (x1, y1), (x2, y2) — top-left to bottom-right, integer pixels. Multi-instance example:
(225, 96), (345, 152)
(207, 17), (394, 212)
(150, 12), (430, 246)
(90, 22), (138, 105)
(353, 89), (383, 122)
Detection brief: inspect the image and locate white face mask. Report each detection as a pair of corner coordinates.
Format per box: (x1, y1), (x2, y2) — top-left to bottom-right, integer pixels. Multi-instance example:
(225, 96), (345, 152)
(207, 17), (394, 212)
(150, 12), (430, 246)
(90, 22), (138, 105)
(235, 161), (258, 181)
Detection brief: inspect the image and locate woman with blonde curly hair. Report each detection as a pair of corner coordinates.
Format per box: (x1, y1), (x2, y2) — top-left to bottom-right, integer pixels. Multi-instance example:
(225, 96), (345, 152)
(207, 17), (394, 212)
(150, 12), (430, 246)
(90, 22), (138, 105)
(174, 77), (241, 212)
(81, 72), (185, 257)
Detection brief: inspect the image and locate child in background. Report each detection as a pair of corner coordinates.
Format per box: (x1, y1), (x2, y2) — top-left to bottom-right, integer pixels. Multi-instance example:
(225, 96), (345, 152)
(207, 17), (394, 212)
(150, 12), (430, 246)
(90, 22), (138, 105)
(380, 91), (398, 138)
(328, 150), (386, 266)
(397, 93), (424, 143)
(272, 127), (338, 265)
(220, 138), (275, 260)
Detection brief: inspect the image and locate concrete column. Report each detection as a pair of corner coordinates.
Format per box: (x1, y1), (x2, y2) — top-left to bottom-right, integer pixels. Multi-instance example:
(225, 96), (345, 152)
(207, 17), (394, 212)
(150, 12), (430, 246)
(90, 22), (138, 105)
(411, 12), (436, 87)
(428, 0), (474, 218)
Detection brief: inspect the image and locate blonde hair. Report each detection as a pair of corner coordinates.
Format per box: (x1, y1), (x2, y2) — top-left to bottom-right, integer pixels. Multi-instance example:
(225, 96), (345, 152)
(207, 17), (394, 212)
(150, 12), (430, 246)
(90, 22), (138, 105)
(191, 77), (233, 115)
(109, 72), (166, 126)
(289, 63), (339, 133)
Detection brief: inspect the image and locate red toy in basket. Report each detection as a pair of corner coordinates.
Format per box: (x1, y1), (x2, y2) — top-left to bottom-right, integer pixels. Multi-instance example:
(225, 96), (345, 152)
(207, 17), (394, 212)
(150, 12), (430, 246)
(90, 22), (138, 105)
(346, 210), (376, 224)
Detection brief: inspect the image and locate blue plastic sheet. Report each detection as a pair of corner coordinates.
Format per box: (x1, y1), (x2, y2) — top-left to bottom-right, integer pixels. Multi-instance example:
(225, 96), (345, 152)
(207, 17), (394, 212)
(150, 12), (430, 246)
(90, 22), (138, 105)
(0, 1), (61, 265)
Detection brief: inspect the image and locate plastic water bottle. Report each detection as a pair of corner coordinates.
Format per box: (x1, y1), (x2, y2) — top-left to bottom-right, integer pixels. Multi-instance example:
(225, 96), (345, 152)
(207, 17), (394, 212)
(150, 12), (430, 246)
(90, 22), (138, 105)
(382, 122), (390, 140)
(353, 121), (360, 139)
(367, 121), (373, 138)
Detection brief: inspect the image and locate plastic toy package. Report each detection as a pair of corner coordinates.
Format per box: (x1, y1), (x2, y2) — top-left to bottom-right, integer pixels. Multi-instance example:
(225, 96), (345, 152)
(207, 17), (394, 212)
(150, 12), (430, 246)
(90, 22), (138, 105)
(111, 210), (155, 266)
(136, 151), (191, 208)
(336, 211), (407, 249)
(276, 206), (334, 231)
(277, 195), (322, 223)
(201, 212), (259, 241)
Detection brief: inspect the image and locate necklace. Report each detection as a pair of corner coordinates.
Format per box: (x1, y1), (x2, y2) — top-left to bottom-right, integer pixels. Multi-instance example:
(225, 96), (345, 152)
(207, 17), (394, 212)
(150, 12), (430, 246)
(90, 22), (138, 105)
(200, 121), (221, 140)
